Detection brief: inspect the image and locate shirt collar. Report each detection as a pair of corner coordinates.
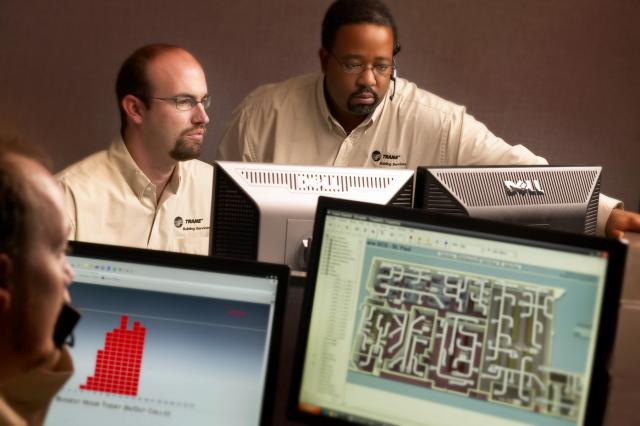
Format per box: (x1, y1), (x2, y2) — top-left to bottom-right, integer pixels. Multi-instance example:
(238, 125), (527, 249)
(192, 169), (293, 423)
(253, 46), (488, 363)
(165, 163), (181, 196)
(316, 74), (389, 135)
(108, 137), (182, 200)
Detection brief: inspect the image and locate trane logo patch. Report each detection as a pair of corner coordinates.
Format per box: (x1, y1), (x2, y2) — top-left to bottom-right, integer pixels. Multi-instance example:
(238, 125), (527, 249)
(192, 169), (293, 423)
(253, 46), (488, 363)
(504, 179), (544, 195)
(371, 150), (405, 166)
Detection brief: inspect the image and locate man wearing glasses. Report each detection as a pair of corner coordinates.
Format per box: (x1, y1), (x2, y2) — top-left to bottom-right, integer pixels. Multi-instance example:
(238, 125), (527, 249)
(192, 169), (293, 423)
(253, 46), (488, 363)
(217, 0), (640, 237)
(58, 44), (213, 254)
(217, 0), (544, 168)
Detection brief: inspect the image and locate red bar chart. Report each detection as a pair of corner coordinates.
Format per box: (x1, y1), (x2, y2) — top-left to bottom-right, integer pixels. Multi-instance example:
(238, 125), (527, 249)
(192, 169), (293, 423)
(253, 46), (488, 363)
(80, 315), (146, 396)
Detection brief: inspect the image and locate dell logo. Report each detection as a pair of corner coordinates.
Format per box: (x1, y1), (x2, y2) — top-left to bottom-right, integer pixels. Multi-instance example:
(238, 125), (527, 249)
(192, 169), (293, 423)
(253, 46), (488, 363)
(504, 179), (544, 195)
(296, 175), (341, 191)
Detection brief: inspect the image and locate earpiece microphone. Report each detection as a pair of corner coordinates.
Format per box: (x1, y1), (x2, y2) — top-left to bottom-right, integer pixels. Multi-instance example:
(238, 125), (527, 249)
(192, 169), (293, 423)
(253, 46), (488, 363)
(390, 66), (397, 101)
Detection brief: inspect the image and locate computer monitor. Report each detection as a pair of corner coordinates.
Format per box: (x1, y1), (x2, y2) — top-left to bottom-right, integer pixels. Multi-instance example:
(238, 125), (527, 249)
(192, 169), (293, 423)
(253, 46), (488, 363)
(210, 161), (414, 272)
(46, 241), (288, 426)
(414, 166), (602, 234)
(289, 197), (626, 426)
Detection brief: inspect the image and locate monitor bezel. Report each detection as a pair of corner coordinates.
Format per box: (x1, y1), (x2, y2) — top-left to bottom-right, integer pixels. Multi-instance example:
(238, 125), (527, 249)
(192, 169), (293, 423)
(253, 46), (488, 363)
(413, 165), (602, 235)
(210, 160), (415, 270)
(67, 240), (290, 426)
(288, 196), (627, 426)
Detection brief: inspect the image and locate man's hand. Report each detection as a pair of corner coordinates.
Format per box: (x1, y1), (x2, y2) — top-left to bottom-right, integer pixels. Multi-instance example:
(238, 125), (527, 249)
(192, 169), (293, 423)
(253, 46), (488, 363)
(606, 209), (640, 239)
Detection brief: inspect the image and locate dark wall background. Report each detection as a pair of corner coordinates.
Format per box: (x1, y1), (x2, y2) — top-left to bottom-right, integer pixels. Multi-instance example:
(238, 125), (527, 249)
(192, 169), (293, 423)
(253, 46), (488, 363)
(1, 0), (638, 210)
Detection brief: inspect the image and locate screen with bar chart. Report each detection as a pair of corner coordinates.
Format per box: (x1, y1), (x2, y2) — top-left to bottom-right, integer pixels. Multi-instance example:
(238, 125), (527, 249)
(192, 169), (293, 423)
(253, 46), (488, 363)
(79, 315), (146, 396)
(45, 242), (287, 426)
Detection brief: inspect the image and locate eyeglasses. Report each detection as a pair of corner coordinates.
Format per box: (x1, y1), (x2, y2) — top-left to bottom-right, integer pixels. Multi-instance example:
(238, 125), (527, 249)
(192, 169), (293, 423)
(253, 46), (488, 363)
(150, 95), (211, 111)
(329, 51), (395, 77)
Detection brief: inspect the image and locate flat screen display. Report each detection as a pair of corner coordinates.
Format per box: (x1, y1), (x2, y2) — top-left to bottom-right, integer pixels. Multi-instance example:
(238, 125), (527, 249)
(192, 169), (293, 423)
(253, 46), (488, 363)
(290, 197), (626, 426)
(46, 242), (288, 426)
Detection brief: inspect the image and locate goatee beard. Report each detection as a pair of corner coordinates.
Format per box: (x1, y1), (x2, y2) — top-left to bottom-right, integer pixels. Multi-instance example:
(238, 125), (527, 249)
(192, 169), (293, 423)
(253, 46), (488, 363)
(347, 88), (379, 115)
(169, 127), (205, 161)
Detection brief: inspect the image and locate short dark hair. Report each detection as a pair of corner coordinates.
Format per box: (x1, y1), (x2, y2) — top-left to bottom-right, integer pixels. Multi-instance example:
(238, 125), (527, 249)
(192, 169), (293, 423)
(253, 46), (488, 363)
(0, 130), (49, 262)
(115, 43), (182, 136)
(322, 0), (401, 56)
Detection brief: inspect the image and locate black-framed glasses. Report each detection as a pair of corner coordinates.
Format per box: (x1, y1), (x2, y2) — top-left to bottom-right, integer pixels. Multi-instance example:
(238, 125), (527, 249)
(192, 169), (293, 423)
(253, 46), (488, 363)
(329, 51), (395, 78)
(150, 95), (211, 111)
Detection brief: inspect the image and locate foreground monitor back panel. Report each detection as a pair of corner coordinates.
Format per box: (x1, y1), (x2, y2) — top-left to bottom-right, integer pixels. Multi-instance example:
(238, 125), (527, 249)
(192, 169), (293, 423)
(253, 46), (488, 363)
(289, 197), (626, 426)
(210, 161), (414, 271)
(414, 166), (601, 235)
(46, 241), (288, 426)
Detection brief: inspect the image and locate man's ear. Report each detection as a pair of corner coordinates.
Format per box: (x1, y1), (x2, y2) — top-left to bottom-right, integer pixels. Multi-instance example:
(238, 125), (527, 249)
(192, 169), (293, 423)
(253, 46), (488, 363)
(0, 253), (14, 312)
(319, 48), (329, 74)
(121, 95), (145, 126)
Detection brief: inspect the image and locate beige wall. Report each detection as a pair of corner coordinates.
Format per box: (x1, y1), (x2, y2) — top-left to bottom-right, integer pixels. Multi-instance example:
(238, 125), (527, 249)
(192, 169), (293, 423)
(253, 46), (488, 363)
(1, 0), (638, 209)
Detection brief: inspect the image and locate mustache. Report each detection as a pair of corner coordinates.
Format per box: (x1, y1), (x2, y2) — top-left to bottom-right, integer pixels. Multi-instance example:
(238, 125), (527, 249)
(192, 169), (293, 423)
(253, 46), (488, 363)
(352, 87), (376, 97)
(180, 125), (207, 136)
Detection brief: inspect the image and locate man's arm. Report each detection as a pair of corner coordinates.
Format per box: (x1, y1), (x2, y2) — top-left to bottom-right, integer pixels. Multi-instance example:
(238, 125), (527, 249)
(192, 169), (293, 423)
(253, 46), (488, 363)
(606, 208), (640, 238)
(454, 109), (640, 237)
(453, 110), (548, 166)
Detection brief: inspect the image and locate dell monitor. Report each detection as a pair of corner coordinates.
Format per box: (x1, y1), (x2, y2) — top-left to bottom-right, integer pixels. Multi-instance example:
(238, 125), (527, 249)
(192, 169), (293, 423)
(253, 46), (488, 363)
(289, 197), (626, 426)
(414, 166), (601, 234)
(210, 161), (414, 272)
(46, 241), (288, 426)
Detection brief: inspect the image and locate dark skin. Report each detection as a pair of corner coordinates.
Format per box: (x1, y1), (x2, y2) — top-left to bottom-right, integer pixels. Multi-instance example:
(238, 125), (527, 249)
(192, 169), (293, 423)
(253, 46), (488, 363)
(319, 23), (394, 134)
(319, 23), (640, 238)
(606, 209), (640, 238)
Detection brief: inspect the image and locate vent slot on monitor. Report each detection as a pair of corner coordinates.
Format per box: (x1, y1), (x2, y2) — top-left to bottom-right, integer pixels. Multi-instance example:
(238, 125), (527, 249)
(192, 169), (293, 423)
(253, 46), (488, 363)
(239, 169), (405, 194)
(388, 179), (414, 207)
(584, 179), (601, 235)
(211, 168), (259, 260)
(421, 180), (466, 215)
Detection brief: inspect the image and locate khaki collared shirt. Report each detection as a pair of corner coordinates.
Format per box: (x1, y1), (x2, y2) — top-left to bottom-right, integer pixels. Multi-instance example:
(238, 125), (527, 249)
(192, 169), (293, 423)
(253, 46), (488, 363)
(0, 348), (73, 426)
(217, 73), (620, 235)
(58, 138), (213, 255)
(217, 73), (550, 167)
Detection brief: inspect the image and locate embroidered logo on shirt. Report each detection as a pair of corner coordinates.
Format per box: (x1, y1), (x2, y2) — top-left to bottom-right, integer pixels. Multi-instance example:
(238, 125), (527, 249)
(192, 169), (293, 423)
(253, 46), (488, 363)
(174, 217), (183, 228)
(182, 218), (209, 231)
(371, 150), (407, 167)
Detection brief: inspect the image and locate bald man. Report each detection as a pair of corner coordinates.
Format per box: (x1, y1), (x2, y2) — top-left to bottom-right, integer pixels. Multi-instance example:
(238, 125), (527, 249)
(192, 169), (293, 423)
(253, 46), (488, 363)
(0, 136), (75, 425)
(58, 44), (213, 255)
